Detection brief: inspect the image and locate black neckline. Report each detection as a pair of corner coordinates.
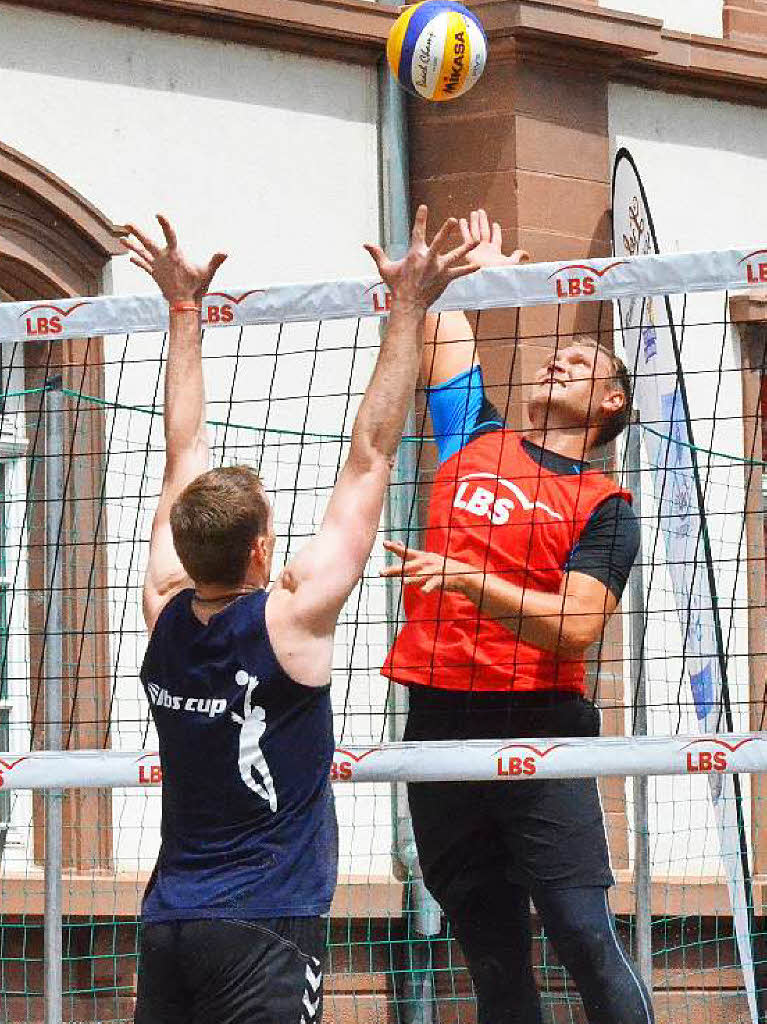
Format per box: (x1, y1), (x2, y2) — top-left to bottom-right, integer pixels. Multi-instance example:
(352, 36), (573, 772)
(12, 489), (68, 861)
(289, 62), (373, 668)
(184, 587), (263, 628)
(520, 437), (590, 477)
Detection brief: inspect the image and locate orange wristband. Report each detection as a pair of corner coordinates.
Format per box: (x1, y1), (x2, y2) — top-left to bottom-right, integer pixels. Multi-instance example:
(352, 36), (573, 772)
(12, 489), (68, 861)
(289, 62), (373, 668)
(169, 301), (201, 314)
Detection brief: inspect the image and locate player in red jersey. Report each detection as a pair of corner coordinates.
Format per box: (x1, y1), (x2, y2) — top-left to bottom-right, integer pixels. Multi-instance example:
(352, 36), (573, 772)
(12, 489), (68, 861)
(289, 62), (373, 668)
(381, 211), (653, 1024)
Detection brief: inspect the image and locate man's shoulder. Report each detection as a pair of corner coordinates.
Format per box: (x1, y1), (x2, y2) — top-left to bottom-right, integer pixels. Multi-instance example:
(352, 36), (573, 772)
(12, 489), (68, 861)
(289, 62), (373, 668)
(263, 585), (334, 690)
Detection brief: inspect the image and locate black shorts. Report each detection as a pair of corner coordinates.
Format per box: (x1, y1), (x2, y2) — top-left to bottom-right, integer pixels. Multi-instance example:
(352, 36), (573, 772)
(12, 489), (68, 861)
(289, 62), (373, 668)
(135, 916), (326, 1024)
(403, 686), (613, 918)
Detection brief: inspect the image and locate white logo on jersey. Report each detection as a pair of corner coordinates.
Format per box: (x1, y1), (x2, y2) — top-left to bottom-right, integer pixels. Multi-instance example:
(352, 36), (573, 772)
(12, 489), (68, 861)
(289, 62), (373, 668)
(145, 682), (227, 718)
(453, 473), (563, 524)
(230, 669), (278, 813)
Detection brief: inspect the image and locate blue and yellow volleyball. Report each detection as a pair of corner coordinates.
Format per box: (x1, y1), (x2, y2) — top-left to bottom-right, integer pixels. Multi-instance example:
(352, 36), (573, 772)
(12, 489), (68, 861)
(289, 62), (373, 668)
(387, 1), (488, 102)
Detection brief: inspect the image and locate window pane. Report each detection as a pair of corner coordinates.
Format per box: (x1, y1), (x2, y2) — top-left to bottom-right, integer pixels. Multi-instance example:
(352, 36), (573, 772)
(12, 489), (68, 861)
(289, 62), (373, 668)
(0, 707), (8, 831)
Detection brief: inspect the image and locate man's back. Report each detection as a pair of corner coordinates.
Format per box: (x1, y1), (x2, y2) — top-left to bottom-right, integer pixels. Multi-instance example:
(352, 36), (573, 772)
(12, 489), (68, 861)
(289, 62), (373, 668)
(140, 589), (336, 922)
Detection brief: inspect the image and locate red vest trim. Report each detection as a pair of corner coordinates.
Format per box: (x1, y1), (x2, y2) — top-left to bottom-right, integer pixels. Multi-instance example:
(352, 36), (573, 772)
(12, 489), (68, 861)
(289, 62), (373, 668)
(382, 430), (632, 693)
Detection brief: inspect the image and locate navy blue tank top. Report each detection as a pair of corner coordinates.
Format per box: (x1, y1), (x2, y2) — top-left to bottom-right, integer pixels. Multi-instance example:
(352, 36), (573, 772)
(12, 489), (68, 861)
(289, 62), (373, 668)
(139, 589), (337, 922)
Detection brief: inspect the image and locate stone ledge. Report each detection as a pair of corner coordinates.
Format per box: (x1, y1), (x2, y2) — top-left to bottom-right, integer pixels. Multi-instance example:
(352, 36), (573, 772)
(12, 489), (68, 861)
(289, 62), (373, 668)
(3, 870), (765, 917)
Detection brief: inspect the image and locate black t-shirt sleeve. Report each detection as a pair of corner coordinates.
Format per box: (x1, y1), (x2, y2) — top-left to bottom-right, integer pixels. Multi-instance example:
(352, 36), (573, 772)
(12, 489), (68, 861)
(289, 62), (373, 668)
(564, 496), (640, 600)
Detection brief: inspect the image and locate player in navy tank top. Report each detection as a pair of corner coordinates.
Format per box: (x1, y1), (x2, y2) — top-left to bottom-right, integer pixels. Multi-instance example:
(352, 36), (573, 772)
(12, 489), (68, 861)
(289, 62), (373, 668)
(122, 209), (481, 1024)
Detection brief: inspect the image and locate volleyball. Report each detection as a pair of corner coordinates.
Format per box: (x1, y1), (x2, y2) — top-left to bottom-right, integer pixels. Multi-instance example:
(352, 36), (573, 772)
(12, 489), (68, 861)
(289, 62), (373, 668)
(386, 1), (488, 102)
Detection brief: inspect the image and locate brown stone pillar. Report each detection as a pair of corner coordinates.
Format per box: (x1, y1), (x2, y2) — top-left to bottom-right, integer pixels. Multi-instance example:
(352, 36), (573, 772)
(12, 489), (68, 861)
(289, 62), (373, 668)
(724, 0), (767, 40)
(409, 50), (612, 417)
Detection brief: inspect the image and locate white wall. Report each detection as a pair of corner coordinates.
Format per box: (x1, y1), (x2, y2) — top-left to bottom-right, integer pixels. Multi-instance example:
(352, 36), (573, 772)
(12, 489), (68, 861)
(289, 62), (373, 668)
(600, 0), (723, 37)
(610, 84), (767, 881)
(610, 87), (767, 254)
(0, 4), (391, 879)
(0, 4), (379, 289)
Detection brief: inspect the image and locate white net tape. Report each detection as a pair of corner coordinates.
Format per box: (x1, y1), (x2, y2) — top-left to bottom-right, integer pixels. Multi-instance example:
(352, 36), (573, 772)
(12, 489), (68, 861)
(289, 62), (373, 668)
(1, 733), (765, 789)
(0, 245), (764, 343)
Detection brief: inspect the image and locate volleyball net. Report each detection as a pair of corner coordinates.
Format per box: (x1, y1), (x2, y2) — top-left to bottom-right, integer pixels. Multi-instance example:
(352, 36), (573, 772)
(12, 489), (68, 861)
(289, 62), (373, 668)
(1, 247), (767, 1023)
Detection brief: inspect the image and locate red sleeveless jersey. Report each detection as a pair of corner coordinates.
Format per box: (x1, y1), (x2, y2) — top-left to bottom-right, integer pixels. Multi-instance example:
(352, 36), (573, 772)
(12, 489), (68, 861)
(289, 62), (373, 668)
(382, 430), (632, 693)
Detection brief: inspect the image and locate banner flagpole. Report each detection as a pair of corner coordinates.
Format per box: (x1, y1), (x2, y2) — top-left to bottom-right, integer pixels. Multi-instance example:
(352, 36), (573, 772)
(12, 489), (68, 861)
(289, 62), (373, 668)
(612, 146), (763, 1023)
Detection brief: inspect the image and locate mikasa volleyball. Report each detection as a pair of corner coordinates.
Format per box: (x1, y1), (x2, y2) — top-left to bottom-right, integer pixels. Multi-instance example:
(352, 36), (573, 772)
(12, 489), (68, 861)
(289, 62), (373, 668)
(387, 1), (488, 102)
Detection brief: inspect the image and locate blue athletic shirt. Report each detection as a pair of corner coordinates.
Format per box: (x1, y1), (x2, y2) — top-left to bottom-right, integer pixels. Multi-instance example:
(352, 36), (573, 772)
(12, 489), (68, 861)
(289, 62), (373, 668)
(427, 365), (640, 599)
(139, 588), (337, 922)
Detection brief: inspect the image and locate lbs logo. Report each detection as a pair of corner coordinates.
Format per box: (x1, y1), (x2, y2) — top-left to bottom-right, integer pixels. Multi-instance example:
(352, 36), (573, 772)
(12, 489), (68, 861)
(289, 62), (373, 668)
(138, 763), (163, 785)
(365, 282), (392, 315)
(454, 473), (563, 525)
(494, 742), (566, 778)
(497, 755), (537, 777)
(19, 302), (90, 338)
(548, 262), (628, 300)
(686, 750), (727, 773)
(330, 746), (380, 781)
(740, 250), (767, 286)
(202, 289), (264, 325)
(330, 760), (353, 781)
(136, 754), (162, 785)
(683, 737), (760, 774)
(0, 755), (29, 789)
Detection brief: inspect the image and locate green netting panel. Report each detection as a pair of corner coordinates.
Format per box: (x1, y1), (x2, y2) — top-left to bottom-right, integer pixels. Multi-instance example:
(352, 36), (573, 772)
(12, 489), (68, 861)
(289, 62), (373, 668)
(0, 292), (765, 1024)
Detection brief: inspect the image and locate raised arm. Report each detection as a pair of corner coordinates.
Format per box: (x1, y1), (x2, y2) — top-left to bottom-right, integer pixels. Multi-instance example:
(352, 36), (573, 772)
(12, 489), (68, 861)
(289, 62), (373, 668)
(422, 209), (529, 387)
(265, 206), (478, 683)
(121, 216), (227, 633)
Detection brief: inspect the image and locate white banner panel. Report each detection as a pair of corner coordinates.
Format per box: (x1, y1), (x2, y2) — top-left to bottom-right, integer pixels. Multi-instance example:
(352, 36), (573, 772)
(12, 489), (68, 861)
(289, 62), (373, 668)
(0, 246), (766, 342)
(613, 146), (758, 1023)
(1, 734), (766, 790)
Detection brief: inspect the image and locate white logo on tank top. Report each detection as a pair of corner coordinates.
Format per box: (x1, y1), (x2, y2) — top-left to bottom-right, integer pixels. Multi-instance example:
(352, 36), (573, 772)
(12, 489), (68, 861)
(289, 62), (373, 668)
(453, 472), (563, 525)
(230, 669), (278, 813)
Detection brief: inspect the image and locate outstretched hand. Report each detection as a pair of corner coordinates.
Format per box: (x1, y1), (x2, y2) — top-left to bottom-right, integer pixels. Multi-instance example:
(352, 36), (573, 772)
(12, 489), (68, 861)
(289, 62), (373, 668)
(459, 208), (529, 269)
(380, 539), (473, 596)
(364, 204), (480, 313)
(121, 214), (228, 304)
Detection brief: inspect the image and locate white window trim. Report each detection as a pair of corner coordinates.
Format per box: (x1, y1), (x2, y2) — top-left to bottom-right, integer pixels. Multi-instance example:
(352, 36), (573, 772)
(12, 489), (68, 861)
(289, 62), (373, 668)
(0, 404), (30, 847)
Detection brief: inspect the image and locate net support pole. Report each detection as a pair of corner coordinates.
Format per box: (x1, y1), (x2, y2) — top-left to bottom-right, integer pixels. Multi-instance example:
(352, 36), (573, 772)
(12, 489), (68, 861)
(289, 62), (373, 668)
(660, 302), (763, 1022)
(626, 419), (652, 991)
(43, 375), (64, 1024)
(378, 23), (439, 1023)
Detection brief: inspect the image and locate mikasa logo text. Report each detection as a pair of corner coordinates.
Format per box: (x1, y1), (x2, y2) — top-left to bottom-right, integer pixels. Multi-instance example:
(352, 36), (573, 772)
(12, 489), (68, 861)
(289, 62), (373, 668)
(442, 32), (466, 94)
(146, 682), (227, 718)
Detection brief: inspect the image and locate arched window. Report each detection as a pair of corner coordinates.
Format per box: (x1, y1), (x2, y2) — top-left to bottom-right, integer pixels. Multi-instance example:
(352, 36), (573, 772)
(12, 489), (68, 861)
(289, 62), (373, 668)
(0, 143), (122, 873)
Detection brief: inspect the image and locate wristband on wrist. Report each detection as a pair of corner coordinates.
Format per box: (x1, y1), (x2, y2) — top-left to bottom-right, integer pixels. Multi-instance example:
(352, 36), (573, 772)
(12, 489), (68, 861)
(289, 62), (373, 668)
(169, 301), (201, 314)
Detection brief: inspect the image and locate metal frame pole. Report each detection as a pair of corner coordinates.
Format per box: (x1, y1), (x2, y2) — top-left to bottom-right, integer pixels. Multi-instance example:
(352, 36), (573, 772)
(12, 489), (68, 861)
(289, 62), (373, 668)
(43, 375), (64, 1024)
(626, 419), (652, 991)
(377, 19), (441, 1021)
